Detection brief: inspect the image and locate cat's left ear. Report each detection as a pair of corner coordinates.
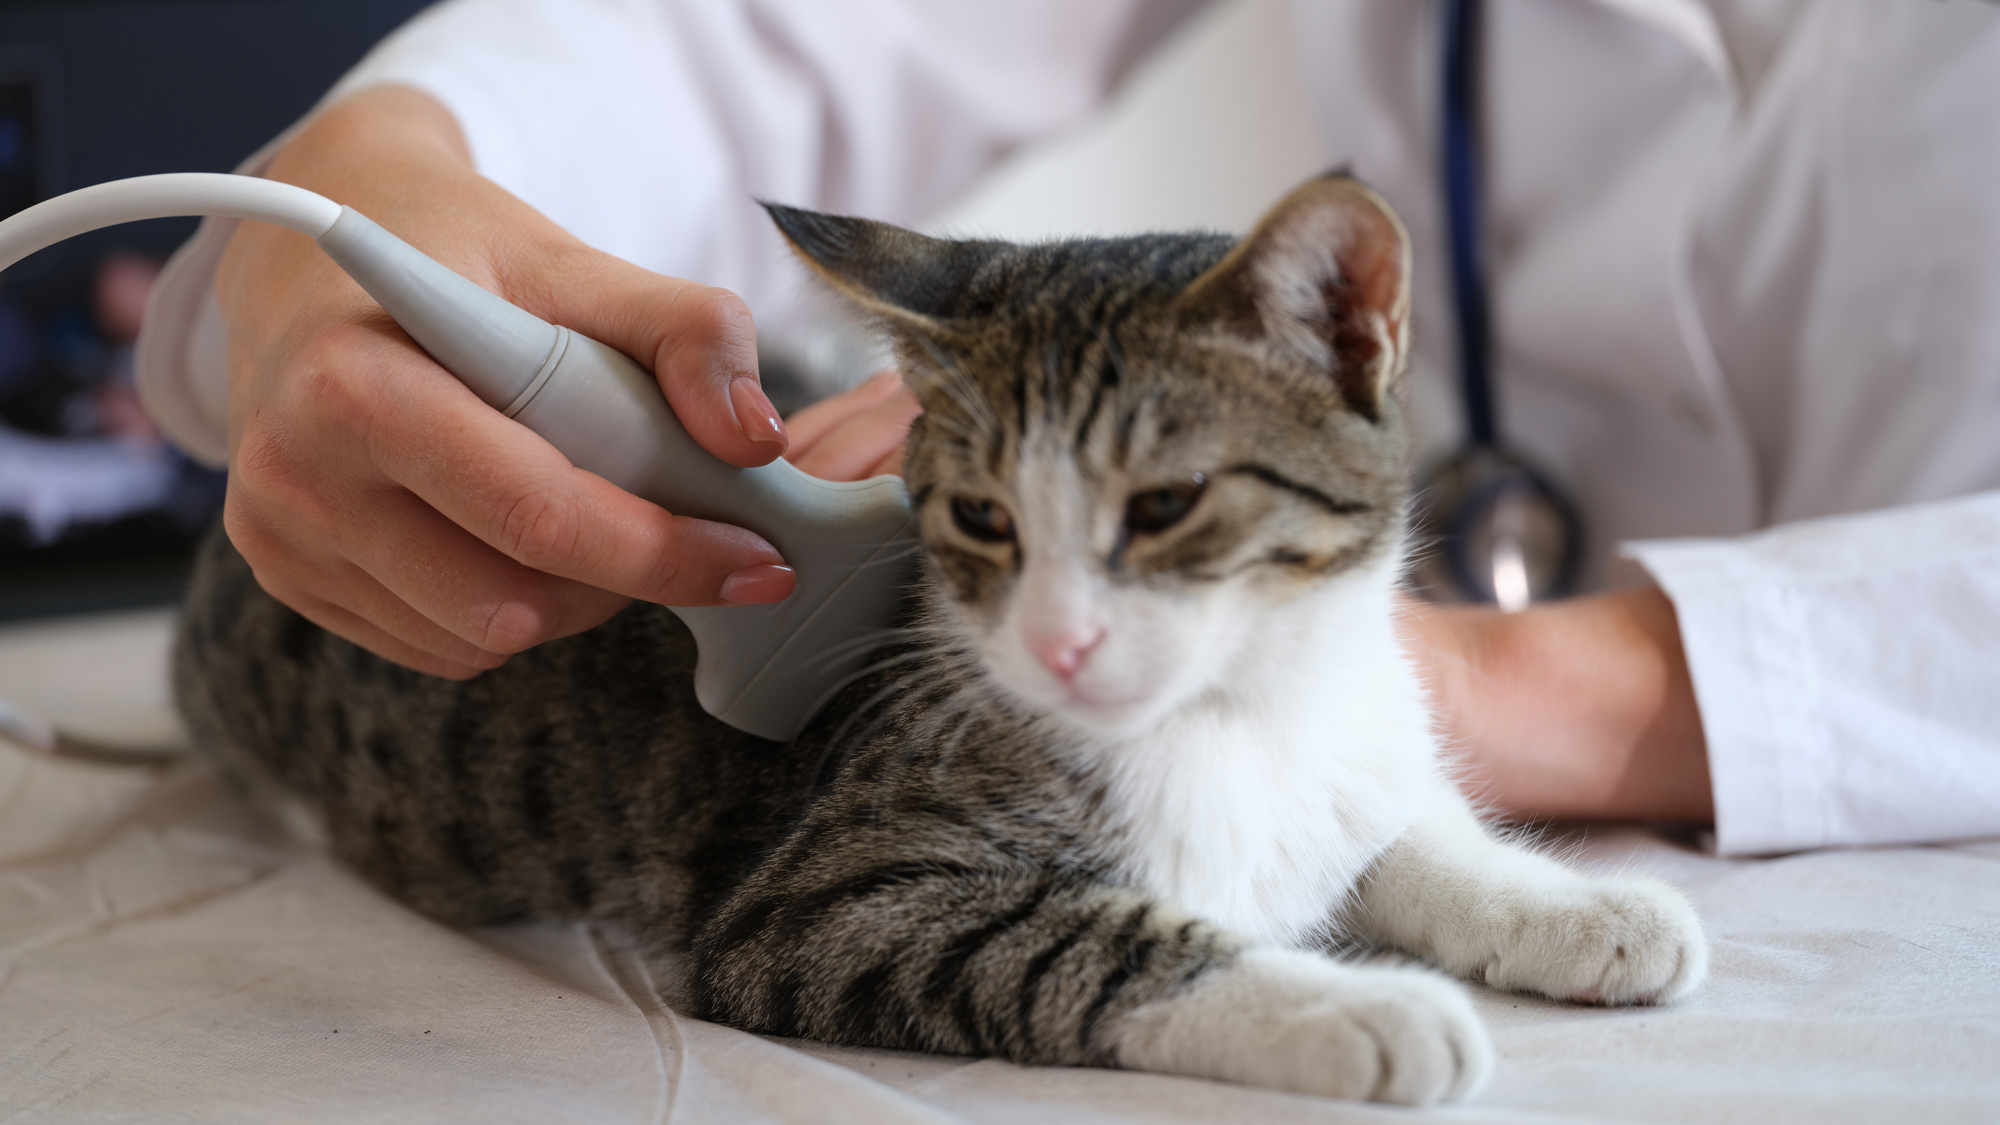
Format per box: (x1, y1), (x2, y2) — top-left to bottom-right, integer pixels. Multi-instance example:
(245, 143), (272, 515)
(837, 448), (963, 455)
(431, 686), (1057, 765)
(761, 201), (1007, 328)
(1173, 173), (1412, 422)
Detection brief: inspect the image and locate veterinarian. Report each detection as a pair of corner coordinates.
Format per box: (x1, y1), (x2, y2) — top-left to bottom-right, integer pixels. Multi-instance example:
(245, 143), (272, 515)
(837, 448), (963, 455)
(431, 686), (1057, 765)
(134, 0), (2000, 856)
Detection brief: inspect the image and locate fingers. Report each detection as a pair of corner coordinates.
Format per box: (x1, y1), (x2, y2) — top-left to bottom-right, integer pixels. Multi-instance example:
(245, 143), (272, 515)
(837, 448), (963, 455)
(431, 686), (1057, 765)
(226, 493), (510, 674)
(865, 444), (907, 479)
(226, 464), (634, 669)
(789, 374), (923, 482)
(785, 369), (907, 462)
(360, 361), (793, 611)
(226, 313), (795, 671)
(286, 593), (498, 681)
(519, 248), (788, 470)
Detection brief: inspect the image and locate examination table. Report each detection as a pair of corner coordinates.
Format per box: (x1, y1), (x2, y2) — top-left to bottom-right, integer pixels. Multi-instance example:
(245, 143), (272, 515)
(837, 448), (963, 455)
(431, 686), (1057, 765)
(1, 608), (1993, 1124)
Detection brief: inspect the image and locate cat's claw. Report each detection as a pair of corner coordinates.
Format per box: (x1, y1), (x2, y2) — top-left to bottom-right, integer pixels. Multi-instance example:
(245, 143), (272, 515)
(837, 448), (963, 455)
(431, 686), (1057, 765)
(1114, 948), (1493, 1105)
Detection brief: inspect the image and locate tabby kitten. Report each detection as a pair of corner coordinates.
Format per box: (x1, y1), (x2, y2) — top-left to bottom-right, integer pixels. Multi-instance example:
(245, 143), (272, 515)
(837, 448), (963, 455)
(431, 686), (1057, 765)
(174, 174), (1706, 1106)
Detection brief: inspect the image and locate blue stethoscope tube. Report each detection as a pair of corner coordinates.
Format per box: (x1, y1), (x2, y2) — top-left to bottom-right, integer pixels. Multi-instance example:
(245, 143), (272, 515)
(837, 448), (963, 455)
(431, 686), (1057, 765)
(1442, 0), (1497, 451)
(1423, 0), (1584, 609)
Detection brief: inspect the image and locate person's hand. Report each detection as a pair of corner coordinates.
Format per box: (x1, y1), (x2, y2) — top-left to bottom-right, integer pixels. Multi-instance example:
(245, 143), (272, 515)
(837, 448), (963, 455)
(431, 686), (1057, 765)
(217, 85), (796, 680)
(783, 369), (922, 481)
(1398, 587), (1714, 823)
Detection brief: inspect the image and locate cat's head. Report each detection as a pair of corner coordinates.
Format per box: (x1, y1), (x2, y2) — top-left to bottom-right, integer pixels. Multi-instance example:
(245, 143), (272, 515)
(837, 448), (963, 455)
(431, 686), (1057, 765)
(769, 174), (1413, 738)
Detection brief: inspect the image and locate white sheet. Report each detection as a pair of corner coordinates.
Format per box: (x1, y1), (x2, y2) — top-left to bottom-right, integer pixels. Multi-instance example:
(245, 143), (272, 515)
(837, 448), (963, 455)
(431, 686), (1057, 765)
(2, 608), (1995, 1123)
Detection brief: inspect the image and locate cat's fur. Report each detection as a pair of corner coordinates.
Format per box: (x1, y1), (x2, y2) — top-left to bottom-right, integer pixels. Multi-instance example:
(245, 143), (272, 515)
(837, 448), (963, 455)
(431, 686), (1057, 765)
(173, 174), (1705, 1106)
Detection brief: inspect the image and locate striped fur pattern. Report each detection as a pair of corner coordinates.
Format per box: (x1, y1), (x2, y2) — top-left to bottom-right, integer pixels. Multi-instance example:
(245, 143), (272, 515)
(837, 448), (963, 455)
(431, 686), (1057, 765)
(174, 175), (1704, 1106)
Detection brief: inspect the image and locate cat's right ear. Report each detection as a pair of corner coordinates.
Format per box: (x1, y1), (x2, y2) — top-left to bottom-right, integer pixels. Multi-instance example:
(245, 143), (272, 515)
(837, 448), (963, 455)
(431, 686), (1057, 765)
(1172, 174), (1412, 423)
(762, 202), (1007, 328)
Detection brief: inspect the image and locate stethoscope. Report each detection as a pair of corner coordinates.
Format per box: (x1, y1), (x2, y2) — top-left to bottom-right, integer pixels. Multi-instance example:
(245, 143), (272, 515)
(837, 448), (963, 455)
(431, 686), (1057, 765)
(1414, 0), (1584, 610)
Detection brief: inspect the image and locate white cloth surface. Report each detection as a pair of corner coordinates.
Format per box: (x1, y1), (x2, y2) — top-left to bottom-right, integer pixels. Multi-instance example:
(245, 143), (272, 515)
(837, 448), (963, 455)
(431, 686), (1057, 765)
(1, 609), (1996, 1123)
(131, 0), (2000, 857)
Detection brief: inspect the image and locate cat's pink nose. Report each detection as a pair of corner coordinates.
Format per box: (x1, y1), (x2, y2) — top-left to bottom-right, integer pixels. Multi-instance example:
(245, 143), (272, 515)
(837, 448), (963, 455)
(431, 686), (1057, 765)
(1028, 626), (1106, 682)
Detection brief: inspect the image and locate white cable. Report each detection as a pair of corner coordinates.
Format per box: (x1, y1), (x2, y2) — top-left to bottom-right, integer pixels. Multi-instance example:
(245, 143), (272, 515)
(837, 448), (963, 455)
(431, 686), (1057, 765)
(0, 695), (185, 765)
(0, 172), (342, 273)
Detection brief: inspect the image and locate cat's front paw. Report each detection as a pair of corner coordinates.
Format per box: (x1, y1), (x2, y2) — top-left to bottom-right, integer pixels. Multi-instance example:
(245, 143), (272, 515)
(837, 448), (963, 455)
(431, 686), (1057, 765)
(1113, 948), (1492, 1105)
(1483, 876), (1706, 1005)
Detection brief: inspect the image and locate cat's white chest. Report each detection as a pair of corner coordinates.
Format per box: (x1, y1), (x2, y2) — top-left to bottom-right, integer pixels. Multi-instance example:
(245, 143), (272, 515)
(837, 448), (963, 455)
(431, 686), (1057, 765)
(1089, 594), (1443, 947)
(1104, 715), (1430, 946)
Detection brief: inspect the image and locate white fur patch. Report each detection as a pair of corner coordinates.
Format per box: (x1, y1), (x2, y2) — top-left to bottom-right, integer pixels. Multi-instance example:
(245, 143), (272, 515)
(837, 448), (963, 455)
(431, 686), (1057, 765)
(1350, 793), (1710, 1006)
(1114, 946), (1492, 1105)
(1082, 554), (1443, 946)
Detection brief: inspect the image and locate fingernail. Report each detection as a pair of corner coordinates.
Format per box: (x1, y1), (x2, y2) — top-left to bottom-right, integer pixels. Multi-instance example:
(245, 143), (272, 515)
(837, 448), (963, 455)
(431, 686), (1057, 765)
(720, 563), (796, 605)
(729, 377), (787, 450)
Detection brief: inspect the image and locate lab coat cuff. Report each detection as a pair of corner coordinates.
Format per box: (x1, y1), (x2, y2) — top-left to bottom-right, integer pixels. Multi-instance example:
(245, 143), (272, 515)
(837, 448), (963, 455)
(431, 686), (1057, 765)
(1621, 536), (1831, 856)
(134, 127), (300, 469)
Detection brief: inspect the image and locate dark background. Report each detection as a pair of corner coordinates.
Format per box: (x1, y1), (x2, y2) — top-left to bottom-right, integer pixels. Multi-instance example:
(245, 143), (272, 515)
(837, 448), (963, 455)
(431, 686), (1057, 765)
(0, 0), (433, 620)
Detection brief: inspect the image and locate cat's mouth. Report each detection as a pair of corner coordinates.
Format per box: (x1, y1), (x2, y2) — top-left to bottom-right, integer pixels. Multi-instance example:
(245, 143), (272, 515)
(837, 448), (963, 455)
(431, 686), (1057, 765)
(1014, 672), (1181, 734)
(1057, 682), (1155, 715)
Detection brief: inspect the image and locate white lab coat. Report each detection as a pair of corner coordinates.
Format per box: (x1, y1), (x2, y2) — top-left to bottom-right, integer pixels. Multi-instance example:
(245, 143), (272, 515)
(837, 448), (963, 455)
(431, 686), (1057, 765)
(135, 0), (2000, 855)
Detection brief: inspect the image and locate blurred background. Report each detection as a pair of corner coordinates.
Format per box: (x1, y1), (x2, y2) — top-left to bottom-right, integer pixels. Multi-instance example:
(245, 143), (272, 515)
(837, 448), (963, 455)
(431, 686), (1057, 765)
(0, 0), (1321, 623)
(0, 0), (431, 620)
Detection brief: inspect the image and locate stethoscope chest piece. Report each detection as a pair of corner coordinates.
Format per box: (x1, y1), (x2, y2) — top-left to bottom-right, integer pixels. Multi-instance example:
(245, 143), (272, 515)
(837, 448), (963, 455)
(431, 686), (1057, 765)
(1414, 446), (1581, 611)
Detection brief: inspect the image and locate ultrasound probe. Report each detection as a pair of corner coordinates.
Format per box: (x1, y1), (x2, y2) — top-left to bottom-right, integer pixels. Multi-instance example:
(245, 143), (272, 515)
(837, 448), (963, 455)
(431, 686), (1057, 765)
(0, 173), (917, 742)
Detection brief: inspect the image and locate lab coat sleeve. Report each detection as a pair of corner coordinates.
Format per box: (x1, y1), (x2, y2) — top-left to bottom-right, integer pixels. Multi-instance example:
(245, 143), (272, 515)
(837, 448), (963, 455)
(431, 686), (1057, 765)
(1625, 490), (2000, 856)
(134, 0), (1204, 465)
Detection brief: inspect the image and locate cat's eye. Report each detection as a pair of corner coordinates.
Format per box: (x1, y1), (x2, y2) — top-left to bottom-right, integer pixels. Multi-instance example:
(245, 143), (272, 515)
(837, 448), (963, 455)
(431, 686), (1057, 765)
(1123, 474), (1207, 536)
(950, 496), (1016, 543)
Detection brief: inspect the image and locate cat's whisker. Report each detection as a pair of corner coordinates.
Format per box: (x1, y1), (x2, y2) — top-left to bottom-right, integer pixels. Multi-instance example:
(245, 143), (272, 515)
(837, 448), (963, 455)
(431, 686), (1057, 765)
(912, 399), (983, 445)
(809, 652), (978, 784)
(802, 665), (933, 789)
(840, 539), (930, 573)
(858, 678), (971, 808)
(925, 695), (986, 782)
(899, 706), (971, 775)
(799, 623), (935, 672)
(801, 644), (937, 695)
(908, 330), (1002, 451)
(794, 633), (976, 762)
(907, 331), (971, 400)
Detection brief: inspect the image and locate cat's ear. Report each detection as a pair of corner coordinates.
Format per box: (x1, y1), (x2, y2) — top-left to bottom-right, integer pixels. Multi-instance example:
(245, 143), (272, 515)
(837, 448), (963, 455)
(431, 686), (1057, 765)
(1173, 173), (1412, 422)
(762, 202), (1007, 327)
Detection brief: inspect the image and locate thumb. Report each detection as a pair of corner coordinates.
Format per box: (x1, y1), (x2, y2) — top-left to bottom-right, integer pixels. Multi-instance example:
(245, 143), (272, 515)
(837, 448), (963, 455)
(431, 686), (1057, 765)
(532, 249), (789, 469)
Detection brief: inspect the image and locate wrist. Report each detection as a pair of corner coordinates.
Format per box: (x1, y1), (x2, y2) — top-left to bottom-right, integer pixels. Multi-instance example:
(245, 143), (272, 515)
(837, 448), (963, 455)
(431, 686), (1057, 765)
(1593, 586), (1712, 821)
(216, 86), (590, 374)
(221, 85), (577, 309)
(1408, 588), (1713, 823)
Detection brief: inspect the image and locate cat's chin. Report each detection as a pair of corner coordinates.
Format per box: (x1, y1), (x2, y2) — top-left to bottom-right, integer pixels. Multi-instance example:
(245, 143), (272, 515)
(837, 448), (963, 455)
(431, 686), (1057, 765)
(1002, 678), (1193, 741)
(1049, 694), (1167, 737)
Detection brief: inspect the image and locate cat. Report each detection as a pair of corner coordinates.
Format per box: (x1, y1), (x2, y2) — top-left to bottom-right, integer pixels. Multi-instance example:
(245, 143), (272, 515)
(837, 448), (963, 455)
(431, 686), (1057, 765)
(173, 172), (1706, 1107)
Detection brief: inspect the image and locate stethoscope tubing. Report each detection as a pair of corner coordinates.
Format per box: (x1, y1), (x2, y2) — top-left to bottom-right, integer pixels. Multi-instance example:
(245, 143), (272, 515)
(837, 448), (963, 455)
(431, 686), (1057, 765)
(1428, 0), (1585, 605)
(1440, 0), (1498, 450)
